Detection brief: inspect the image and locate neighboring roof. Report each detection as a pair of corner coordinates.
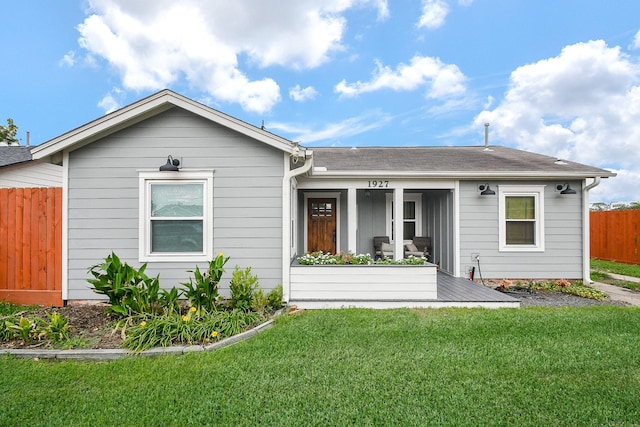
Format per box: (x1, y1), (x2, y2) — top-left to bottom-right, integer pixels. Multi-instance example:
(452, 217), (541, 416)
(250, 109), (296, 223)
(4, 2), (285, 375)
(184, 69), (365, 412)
(31, 89), (298, 159)
(311, 146), (616, 179)
(0, 146), (32, 167)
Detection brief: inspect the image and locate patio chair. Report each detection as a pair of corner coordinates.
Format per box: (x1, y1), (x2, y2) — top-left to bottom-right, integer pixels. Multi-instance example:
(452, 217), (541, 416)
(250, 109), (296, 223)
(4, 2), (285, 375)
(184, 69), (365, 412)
(404, 236), (432, 260)
(373, 236), (393, 259)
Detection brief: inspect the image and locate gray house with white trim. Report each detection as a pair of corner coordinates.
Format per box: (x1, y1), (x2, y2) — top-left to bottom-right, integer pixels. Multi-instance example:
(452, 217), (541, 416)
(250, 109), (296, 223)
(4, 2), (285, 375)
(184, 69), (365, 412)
(10, 89), (613, 307)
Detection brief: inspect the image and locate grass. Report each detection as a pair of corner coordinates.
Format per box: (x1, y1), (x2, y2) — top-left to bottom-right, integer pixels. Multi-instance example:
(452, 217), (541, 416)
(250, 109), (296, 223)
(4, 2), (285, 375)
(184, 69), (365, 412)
(591, 259), (640, 291)
(2, 307), (639, 426)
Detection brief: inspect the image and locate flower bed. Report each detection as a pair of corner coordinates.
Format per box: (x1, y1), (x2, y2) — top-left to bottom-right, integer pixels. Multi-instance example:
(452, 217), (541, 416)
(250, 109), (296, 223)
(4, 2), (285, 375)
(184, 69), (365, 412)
(291, 252), (437, 306)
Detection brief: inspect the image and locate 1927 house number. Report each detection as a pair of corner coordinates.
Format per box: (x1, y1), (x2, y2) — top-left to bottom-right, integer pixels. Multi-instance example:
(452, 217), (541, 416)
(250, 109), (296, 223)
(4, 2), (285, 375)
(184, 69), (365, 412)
(368, 180), (389, 188)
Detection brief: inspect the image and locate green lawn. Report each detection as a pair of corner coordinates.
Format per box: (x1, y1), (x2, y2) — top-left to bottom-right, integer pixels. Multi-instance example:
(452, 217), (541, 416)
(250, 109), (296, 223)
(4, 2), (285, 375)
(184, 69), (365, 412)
(2, 308), (639, 426)
(591, 259), (640, 290)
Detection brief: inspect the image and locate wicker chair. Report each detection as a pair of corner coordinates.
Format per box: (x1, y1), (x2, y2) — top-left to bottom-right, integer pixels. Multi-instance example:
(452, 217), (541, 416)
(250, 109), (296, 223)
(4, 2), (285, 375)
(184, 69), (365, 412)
(404, 236), (432, 260)
(373, 236), (393, 259)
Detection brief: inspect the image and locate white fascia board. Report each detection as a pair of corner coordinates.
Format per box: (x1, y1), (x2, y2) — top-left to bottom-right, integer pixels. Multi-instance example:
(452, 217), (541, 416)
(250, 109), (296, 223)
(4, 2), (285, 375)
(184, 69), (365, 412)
(308, 170), (616, 179)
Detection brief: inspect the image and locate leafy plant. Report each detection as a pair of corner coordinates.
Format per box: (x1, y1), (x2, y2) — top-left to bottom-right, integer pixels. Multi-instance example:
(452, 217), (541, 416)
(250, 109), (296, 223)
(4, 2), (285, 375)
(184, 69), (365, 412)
(251, 288), (269, 315)
(266, 285), (284, 311)
(7, 316), (38, 342)
(181, 253), (229, 314)
(0, 118), (18, 144)
(123, 309), (259, 352)
(297, 251), (426, 265)
(43, 312), (71, 342)
(87, 252), (162, 317)
(229, 266), (259, 310)
(159, 287), (182, 316)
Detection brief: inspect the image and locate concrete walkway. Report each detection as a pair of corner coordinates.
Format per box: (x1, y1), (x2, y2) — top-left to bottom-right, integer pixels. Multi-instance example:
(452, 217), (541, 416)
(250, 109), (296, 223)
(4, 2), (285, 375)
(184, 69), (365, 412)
(590, 272), (640, 307)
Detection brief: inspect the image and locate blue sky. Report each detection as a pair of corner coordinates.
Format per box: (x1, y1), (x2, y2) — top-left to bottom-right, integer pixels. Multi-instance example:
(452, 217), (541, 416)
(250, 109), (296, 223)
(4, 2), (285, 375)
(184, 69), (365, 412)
(2, 1), (640, 203)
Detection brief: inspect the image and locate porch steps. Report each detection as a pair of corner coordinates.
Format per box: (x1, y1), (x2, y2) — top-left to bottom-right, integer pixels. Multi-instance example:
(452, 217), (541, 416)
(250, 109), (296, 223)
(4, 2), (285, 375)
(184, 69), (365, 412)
(290, 272), (520, 309)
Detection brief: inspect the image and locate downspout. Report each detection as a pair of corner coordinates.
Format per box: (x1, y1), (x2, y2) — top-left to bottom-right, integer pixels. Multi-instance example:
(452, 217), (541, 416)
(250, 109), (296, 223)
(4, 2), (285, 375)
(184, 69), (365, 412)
(582, 177), (601, 283)
(282, 151), (313, 303)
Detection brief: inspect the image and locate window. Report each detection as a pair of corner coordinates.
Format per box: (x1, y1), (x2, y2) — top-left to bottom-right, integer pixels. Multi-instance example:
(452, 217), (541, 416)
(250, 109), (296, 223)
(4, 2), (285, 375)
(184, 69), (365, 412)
(386, 193), (422, 242)
(139, 171), (214, 262)
(499, 185), (545, 252)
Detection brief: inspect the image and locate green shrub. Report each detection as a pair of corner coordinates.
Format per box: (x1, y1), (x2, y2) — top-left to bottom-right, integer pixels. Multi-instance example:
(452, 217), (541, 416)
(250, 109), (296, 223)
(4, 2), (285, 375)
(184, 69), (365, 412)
(266, 284), (284, 311)
(87, 252), (162, 317)
(229, 266), (259, 310)
(182, 253), (229, 314)
(43, 311), (71, 342)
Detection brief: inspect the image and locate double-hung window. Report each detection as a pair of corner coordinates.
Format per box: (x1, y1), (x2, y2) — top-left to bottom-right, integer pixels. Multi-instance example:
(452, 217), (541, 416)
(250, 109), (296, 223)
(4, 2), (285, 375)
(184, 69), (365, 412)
(139, 170), (214, 262)
(499, 185), (545, 252)
(386, 193), (422, 242)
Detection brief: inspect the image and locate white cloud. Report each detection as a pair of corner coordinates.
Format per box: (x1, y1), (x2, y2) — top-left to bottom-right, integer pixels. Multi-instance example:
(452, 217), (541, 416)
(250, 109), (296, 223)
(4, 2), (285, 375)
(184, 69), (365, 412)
(77, 0), (386, 114)
(289, 85), (318, 102)
(335, 55), (467, 99)
(59, 51), (76, 67)
(417, 0), (449, 29)
(474, 40), (640, 188)
(97, 93), (121, 114)
(269, 112), (392, 144)
(633, 30), (640, 49)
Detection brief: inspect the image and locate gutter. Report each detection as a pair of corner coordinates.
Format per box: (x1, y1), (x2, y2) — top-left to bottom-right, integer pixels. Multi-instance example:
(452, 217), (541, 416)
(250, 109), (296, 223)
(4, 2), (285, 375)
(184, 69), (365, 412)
(282, 151), (313, 303)
(583, 176), (602, 284)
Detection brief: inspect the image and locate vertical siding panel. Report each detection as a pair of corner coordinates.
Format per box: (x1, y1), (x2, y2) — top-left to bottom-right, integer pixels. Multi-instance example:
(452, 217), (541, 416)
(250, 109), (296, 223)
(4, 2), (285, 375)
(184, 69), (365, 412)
(37, 188), (48, 289)
(5, 189), (16, 290)
(0, 189), (8, 289)
(55, 187), (63, 292)
(21, 188), (32, 289)
(14, 189), (23, 289)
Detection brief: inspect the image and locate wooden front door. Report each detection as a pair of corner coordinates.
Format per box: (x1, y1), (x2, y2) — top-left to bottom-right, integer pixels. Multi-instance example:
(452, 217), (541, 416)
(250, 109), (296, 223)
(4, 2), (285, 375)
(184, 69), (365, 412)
(307, 198), (337, 253)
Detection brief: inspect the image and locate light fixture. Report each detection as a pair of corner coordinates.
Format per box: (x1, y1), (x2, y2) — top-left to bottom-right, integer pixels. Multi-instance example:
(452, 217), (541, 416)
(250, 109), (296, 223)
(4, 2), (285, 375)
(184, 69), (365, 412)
(159, 155), (180, 172)
(556, 183), (576, 195)
(290, 142), (302, 164)
(479, 183), (496, 196)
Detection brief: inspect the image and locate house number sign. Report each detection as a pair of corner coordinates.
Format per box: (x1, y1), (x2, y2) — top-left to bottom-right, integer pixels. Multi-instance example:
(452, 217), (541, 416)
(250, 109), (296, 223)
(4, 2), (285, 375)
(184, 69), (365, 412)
(368, 180), (390, 188)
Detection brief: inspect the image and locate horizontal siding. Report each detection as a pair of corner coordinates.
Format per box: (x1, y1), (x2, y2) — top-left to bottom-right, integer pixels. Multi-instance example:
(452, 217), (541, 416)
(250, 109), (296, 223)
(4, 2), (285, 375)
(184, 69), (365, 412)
(459, 180), (583, 279)
(67, 107), (285, 299)
(0, 162), (63, 188)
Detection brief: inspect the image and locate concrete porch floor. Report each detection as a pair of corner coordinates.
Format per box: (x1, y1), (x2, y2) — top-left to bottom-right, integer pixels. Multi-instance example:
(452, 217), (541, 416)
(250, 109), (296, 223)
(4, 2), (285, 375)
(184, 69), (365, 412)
(290, 271), (520, 309)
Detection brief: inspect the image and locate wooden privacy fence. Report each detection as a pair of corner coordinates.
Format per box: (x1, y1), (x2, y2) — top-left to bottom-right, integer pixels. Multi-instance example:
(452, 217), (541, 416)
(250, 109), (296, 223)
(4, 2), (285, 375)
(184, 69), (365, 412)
(590, 209), (640, 265)
(0, 187), (63, 306)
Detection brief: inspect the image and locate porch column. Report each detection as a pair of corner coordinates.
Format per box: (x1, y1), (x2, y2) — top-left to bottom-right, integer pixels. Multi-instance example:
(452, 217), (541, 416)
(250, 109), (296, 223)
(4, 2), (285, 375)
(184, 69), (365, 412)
(347, 188), (357, 253)
(393, 188), (404, 261)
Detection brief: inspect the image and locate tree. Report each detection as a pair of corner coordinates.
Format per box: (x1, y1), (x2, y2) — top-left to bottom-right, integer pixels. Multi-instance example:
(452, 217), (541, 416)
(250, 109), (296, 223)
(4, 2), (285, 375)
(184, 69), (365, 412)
(0, 118), (18, 144)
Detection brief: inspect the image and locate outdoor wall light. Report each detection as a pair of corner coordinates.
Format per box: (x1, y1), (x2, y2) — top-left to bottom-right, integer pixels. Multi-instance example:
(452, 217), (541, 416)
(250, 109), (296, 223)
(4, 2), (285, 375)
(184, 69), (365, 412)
(556, 183), (576, 195)
(479, 184), (496, 196)
(159, 155), (180, 172)
(290, 142), (303, 164)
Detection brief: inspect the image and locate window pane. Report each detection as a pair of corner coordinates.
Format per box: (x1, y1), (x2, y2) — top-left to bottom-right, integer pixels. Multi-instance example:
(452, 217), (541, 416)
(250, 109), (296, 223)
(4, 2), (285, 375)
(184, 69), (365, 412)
(404, 201), (416, 220)
(506, 196), (535, 219)
(403, 222), (416, 241)
(506, 221), (535, 245)
(151, 220), (203, 252)
(151, 184), (203, 217)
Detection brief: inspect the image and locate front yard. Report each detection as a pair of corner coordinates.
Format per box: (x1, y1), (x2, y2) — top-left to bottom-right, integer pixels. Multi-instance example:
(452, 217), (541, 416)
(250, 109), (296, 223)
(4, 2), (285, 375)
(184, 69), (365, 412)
(2, 307), (639, 426)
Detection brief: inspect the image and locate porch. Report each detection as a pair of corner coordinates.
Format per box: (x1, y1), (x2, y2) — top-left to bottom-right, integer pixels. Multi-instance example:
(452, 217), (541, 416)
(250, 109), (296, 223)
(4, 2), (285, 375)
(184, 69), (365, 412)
(288, 268), (520, 309)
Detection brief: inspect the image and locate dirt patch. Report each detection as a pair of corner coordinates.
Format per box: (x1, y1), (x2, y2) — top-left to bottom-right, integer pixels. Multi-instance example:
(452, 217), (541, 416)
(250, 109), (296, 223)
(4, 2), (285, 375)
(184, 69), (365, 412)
(1, 304), (124, 350)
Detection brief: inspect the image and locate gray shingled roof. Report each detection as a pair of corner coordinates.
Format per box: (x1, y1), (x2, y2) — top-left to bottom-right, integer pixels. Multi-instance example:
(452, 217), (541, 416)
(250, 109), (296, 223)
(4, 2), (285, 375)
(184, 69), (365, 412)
(310, 146), (615, 178)
(0, 146), (32, 167)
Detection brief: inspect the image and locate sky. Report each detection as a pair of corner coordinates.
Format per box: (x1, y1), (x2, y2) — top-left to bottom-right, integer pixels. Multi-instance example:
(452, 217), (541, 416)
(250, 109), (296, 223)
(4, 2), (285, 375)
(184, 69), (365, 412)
(2, 1), (640, 204)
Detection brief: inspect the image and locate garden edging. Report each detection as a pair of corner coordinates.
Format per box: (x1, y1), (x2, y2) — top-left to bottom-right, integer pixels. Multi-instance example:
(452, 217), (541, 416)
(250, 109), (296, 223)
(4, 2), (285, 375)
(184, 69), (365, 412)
(2, 318), (275, 361)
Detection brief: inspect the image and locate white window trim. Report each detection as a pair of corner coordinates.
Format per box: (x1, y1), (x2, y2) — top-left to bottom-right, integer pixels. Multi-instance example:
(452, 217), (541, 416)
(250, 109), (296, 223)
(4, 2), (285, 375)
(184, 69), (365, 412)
(138, 170), (214, 262)
(498, 185), (545, 252)
(385, 193), (422, 243)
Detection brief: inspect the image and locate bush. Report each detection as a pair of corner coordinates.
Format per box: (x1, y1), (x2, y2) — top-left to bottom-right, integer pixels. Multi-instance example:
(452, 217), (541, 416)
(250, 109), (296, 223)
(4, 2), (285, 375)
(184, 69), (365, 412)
(87, 252), (163, 317)
(229, 266), (259, 310)
(266, 285), (284, 311)
(181, 253), (229, 314)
